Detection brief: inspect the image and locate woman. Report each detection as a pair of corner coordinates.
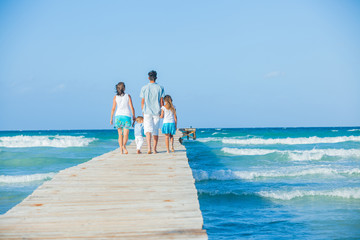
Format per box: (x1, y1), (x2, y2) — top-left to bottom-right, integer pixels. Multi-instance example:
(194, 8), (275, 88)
(110, 82), (135, 154)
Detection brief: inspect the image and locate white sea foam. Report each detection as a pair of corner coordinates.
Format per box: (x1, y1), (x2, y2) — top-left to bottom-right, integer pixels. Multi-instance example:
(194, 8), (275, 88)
(193, 167), (360, 181)
(197, 136), (248, 143)
(212, 132), (229, 135)
(194, 169), (235, 181)
(197, 137), (221, 143)
(197, 189), (240, 196)
(222, 148), (278, 155)
(348, 129), (360, 132)
(0, 173), (56, 184)
(221, 147), (360, 161)
(197, 135), (360, 145)
(222, 136), (360, 145)
(0, 135), (97, 148)
(331, 130), (339, 132)
(258, 188), (360, 200)
(288, 149), (360, 161)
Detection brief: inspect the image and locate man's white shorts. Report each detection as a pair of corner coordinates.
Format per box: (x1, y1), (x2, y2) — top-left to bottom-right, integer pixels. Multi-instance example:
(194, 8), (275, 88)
(143, 114), (160, 135)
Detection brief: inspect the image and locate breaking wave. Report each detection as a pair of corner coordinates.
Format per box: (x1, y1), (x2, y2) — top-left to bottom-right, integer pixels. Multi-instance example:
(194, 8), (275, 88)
(0, 135), (97, 148)
(222, 136), (360, 145)
(212, 132), (229, 135)
(222, 148), (277, 155)
(197, 188), (360, 200)
(0, 172), (56, 184)
(193, 167), (360, 181)
(348, 129), (360, 132)
(197, 136), (360, 145)
(221, 147), (360, 161)
(258, 188), (360, 200)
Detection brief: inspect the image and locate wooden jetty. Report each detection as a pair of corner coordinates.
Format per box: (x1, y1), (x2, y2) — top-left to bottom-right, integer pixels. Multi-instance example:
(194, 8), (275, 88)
(179, 128), (196, 143)
(0, 132), (207, 239)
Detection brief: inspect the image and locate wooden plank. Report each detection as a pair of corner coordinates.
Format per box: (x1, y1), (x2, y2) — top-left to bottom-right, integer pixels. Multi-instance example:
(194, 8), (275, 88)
(0, 131), (207, 239)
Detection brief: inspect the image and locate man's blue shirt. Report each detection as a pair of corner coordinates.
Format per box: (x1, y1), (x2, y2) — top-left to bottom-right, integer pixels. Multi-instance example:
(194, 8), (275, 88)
(140, 82), (165, 115)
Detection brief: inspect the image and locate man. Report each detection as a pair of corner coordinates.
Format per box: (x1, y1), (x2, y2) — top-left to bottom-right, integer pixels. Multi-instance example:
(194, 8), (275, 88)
(140, 70), (165, 154)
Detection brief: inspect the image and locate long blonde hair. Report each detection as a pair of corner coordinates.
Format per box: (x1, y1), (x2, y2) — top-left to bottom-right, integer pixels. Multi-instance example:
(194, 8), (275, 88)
(164, 95), (176, 114)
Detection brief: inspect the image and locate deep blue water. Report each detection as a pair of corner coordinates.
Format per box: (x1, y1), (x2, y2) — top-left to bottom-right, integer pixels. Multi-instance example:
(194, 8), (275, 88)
(185, 127), (360, 239)
(1, 127), (360, 239)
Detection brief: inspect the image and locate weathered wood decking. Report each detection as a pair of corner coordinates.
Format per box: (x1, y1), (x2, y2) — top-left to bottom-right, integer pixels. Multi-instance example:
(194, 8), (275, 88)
(0, 132), (207, 239)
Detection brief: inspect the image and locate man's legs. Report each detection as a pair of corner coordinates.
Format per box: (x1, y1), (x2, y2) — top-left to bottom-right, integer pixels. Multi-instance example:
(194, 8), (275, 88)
(152, 115), (160, 153)
(144, 114), (154, 154)
(153, 135), (159, 153)
(146, 132), (152, 153)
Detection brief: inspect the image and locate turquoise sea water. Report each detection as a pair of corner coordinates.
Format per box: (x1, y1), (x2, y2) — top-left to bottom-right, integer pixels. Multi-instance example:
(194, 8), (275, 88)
(0, 130), (120, 214)
(1, 127), (360, 239)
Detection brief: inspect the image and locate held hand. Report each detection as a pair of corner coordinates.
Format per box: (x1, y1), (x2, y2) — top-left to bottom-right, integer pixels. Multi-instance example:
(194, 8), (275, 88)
(132, 116), (136, 127)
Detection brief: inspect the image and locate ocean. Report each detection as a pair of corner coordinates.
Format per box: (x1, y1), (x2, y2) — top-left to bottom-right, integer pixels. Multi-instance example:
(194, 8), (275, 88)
(1, 127), (360, 239)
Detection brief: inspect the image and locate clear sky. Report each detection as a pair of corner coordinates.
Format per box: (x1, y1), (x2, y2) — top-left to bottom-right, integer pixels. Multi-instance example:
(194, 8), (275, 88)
(0, 0), (359, 130)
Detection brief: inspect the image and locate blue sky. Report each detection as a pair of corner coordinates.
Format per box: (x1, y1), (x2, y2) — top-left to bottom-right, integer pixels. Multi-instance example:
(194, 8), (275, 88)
(0, 0), (359, 130)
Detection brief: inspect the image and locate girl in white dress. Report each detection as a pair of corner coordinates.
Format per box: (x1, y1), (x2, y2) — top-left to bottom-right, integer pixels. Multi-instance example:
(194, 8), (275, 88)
(160, 95), (177, 153)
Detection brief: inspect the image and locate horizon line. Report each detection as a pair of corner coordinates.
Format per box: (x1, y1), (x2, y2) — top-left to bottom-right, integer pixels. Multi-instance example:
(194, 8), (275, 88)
(1, 125), (360, 132)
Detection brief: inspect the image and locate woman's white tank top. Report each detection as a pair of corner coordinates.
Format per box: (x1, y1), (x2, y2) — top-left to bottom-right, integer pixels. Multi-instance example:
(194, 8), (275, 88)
(115, 94), (131, 117)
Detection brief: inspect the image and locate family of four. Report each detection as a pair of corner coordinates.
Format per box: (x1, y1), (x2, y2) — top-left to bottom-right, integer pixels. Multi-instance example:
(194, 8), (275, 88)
(110, 70), (177, 154)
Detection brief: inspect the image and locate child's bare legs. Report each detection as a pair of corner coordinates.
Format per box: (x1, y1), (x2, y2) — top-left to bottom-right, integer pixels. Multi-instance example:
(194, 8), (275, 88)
(117, 128), (124, 154)
(170, 134), (174, 152)
(146, 132), (152, 154)
(165, 134), (170, 153)
(153, 135), (159, 153)
(122, 128), (129, 154)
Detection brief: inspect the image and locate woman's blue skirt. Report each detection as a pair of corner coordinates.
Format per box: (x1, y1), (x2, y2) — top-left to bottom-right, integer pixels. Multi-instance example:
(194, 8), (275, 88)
(162, 123), (176, 135)
(114, 115), (131, 129)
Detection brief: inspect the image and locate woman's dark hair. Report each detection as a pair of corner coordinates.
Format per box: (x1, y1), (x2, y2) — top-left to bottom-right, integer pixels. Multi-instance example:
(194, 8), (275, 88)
(148, 70), (157, 81)
(116, 82), (125, 96)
